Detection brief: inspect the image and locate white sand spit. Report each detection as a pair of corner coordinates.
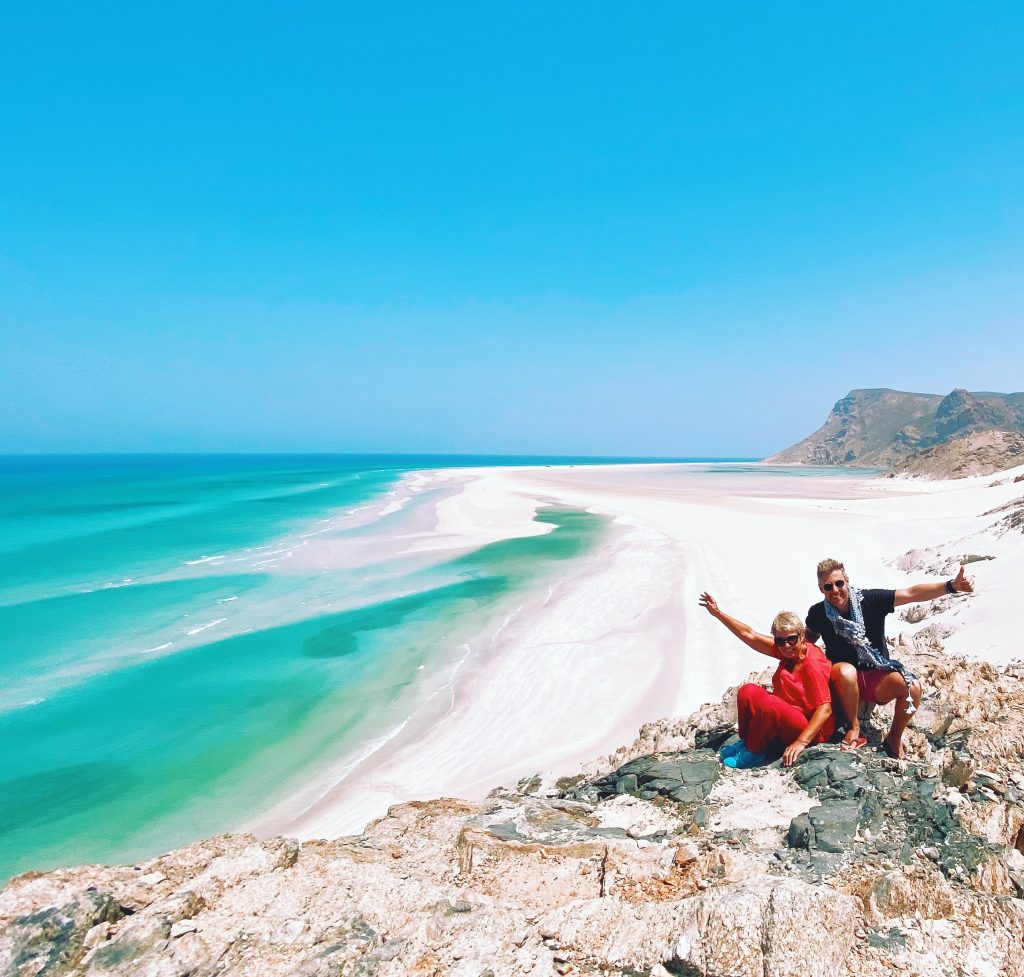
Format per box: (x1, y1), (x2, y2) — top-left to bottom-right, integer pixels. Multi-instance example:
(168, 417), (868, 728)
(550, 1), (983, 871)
(272, 460), (1024, 841)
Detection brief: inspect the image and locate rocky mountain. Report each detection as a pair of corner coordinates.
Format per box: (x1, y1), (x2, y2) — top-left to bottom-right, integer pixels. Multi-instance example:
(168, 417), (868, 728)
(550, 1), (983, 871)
(889, 430), (1024, 479)
(766, 388), (1024, 473)
(4, 628), (1024, 977)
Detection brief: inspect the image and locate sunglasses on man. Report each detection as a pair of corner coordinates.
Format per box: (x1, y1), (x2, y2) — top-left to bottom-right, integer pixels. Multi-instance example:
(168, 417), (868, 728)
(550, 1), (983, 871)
(822, 580), (846, 592)
(773, 634), (801, 647)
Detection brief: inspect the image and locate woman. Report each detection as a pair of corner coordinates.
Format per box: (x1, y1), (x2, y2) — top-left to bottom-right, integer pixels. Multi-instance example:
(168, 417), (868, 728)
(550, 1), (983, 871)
(699, 592), (835, 768)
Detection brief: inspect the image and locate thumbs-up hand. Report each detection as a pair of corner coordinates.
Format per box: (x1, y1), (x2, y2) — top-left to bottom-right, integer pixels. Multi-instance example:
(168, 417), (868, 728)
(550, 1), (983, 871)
(953, 564), (974, 594)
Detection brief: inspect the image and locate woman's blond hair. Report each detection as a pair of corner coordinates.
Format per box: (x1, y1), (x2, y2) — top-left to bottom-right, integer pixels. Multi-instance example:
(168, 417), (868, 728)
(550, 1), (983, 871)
(771, 610), (805, 635)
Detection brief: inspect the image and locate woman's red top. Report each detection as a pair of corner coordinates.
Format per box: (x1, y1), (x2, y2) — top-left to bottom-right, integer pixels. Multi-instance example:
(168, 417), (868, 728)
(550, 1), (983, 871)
(769, 641), (836, 742)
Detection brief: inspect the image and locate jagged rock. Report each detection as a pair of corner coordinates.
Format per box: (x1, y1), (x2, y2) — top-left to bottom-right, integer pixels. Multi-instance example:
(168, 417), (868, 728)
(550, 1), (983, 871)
(0, 889), (122, 977)
(942, 751), (975, 789)
(671, 876), (858, 977)
(569, 751), (721, 807)
(693, 722), (735, 751)
(913, 697), (955, 743)
(935, 388), (1004, 440)
(536, 876), (858, 976)
(805, 800), (863, 854)
(985, 495), (1024, 535)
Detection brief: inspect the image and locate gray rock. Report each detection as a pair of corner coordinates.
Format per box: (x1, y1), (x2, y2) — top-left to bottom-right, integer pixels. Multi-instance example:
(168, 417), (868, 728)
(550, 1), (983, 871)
(3, 889), (122, 977)
(694, 724), (736, 751)
(834, 775), (872, 800)
(793, 757), (833, 791)
(676, 758), (721, 785)
(86, 915), (172, 971)
(807, 800), (863, 854)
(914, 699), (955, 743)
(825, 756), (862, 784)
(642, 777), (688, 792)
(637, 760), (689, 783)
(942, 751), (975, 789)
(667, 785), (706, 804)
(574, 750), (720, 806)
(787, 814), (812, 850)
(866, 925), (909, 952)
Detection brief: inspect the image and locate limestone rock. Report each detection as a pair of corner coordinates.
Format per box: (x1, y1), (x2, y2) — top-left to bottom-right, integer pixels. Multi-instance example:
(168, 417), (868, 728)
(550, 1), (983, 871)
(535, 876), (858, 977)
(670, 876), (859, 977)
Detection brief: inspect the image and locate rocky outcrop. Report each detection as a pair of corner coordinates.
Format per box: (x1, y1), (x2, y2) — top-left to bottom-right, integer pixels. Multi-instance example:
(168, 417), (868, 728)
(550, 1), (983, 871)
(933, 389), (1004, 441)
(889, 430), (1024, 478)
(767, 387), (1024, 476)
(983, 494), (1024, 536)
(4, 637), (1024, 977)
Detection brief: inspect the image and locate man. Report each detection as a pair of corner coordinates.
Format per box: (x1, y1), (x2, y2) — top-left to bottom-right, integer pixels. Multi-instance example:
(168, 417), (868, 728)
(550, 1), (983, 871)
(806, 558), (974, 758)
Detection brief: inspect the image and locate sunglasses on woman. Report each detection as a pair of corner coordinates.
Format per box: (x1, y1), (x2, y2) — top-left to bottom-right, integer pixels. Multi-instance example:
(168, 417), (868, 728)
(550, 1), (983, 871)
(822, 580), (846, 592)
(773, 634), (801, 647)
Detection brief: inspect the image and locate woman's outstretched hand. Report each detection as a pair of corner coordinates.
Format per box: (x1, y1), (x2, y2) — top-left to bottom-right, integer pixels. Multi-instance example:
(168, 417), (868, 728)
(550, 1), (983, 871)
(699, 592), (722, 618)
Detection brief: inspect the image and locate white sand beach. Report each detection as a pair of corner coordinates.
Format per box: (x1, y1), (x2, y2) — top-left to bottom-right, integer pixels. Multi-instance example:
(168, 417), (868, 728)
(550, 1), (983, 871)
(276, 462), (1024, 841)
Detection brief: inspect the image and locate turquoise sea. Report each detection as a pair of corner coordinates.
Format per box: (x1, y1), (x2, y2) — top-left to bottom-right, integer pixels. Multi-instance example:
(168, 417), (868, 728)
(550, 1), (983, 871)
(1, 453), (758, 883)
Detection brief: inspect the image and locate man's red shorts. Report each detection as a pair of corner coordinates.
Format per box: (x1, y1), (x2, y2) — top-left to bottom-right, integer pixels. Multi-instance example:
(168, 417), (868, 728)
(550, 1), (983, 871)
(857, 668), (891, 703)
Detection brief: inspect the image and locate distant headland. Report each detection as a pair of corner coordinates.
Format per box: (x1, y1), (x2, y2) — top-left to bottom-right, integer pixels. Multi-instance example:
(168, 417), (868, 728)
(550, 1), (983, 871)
(767, 388), (1024, 477)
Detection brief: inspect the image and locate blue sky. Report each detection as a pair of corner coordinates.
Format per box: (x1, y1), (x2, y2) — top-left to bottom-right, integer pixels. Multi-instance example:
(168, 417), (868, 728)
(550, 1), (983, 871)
(2, 4), (1022, 455)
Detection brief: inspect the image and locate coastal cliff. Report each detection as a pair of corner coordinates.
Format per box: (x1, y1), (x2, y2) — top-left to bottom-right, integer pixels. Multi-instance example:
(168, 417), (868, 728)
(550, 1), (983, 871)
(767, 387), (1024, 476)
(4, 632), (1024, 976)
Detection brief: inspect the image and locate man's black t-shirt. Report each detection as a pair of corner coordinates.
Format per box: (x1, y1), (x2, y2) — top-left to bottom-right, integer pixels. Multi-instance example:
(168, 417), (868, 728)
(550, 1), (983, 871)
(806, 589), (896, 668)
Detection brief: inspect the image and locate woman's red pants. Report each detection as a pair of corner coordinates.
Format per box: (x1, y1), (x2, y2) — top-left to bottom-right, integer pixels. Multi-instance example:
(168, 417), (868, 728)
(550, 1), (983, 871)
(737, 683), (811, 753)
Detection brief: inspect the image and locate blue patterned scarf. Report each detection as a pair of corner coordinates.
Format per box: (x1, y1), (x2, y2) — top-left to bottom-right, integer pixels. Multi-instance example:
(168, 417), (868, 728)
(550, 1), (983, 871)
(823, 585), (917, 714)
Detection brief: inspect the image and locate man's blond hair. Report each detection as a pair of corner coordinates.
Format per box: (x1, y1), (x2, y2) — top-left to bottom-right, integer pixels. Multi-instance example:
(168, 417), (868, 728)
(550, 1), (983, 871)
(771, 610), (805, 636)
(816, 558), (846, 581)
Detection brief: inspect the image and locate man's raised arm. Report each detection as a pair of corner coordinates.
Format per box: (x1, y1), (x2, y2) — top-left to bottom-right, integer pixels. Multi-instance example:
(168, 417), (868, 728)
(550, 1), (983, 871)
(893, 564), (974, 607)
